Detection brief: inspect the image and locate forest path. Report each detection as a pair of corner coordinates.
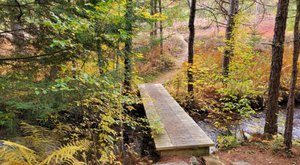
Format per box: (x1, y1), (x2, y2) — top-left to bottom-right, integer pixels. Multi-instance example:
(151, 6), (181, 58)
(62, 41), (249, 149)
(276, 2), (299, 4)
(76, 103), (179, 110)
(150, 16), (276, 84)
(151, 32), (188, 84)
(150, 17), (224, 84)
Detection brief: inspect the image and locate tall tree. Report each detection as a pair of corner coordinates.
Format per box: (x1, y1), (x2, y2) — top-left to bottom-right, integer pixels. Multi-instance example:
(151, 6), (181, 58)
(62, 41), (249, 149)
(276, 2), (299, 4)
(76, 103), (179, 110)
(150, 0), (157, 37)
(264, 0), (290, 135)
(124, 0), (133, 92)
(187, 0), (196, 93)
(284, 0), (300, 150)
(158, 0), (163, 55)
(153, 0), (157, 36)
(222, 0), (239, 77)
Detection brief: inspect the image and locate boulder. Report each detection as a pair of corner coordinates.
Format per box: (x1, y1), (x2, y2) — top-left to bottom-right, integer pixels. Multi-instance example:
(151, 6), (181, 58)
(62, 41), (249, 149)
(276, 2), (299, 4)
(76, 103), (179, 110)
(202, 156), (224, 165)
(155, 161), (188, 165)
(231, 161), (251, 165)
(189, 156), (200, 165)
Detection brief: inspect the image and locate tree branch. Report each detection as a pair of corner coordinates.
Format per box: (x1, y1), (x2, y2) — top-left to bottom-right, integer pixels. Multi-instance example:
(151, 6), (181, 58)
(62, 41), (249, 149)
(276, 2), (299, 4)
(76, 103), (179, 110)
(0, 48), (71, 62)
(14, 0), (23, 22)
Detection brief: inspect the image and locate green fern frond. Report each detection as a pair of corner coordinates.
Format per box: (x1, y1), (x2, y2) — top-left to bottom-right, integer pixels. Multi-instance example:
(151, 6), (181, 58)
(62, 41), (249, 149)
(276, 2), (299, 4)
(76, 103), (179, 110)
(0, 140), (38, 165)
(40, 140), (90, 165)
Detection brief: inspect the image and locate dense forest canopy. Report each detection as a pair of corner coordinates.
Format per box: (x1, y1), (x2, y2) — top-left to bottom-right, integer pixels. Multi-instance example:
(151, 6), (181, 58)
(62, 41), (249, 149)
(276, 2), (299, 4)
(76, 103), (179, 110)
(0, 0), (300, 164)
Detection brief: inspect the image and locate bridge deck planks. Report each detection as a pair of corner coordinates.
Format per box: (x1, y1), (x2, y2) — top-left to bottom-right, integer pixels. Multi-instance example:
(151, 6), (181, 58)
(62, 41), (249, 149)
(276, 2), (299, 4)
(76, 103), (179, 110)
(138, 84), (214, 155)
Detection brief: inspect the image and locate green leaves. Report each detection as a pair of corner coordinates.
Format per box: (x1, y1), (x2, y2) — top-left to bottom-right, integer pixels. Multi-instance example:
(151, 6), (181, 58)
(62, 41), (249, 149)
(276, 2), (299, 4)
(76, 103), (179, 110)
(217, 135), (240, 150)
(51, 39), (69, 48)
(220, 96), (255, 118)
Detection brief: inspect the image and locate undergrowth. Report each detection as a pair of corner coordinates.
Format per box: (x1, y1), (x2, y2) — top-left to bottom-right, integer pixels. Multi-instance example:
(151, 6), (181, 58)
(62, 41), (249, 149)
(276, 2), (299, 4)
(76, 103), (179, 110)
(165, 13), (300, 134)
(136, 45), (176, 82)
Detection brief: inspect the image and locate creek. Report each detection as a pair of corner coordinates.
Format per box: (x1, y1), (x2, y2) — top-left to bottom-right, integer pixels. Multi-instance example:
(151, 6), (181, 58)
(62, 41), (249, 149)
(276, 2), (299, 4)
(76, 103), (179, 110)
(197, 107), (300, 146)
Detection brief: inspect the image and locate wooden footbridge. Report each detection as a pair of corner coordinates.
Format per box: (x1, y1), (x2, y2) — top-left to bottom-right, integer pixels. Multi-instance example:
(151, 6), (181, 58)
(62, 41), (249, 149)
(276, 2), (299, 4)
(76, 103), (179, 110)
(138, 84), (214, 156)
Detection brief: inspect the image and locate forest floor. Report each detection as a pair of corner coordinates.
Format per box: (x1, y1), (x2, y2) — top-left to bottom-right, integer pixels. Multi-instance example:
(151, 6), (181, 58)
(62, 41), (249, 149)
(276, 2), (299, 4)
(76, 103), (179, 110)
(217, 143), (300, 165)
(152, 16), (300, 165)
(155, 143), (300, 165)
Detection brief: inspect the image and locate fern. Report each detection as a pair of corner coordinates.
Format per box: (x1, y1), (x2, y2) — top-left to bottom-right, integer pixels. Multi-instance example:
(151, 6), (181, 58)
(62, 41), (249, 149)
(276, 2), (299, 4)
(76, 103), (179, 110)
(19, 122), (61, 157)
(0, 140), (90, 165)
(1, 160), (31, 165)
(20, 122), (67, 141)
(0, 140), (38, 165)
(40, 140), (90, 165)
(20, 122), (52, 138)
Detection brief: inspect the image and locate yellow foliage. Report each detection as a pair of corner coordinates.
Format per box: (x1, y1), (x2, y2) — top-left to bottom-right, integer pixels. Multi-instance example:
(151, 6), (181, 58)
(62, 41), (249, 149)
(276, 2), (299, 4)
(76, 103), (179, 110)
(1, 160), (31, 165)
(0, 140), (90, 165)
(0, 140), (38, 165)
(137, 8), (167, 21)
(20, 122), (51, 138)
(40, 140), (90, 165)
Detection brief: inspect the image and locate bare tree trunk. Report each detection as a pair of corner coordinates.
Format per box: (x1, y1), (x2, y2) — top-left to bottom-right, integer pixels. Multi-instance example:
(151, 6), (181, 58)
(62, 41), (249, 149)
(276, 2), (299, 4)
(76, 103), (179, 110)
(124, 0), (133, 93)
(96, 23), (104, 75)
(264, 0), (290, 135)
(159, 0), (163, 55)
(284, 0), (300, 150)
(187, 0), (196, 94)
(150, 0), (157, 37)
(222, 0), (239, 77)
(154, 0), (157, 36)
(150, 0), (154, 37)
(97, 39), (104, 75)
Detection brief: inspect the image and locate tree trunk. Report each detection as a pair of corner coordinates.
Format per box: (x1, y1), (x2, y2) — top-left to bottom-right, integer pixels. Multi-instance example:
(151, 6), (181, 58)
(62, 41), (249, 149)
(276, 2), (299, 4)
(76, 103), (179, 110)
(150, 0), (157, 37)
(96, 23), (104, 75)
(154, 0), (157, 36)
(150, 0), (154, 37)
(284, 0), (300, 150)
(124, 0), (133, 93)
(97, 40), (104, 75)
(222, 0), (239, 77)
(159, 0), (163, 55)
(264, 0), (290, 135)
(47, 65), (59, 81)
(187, 0), (196, 93)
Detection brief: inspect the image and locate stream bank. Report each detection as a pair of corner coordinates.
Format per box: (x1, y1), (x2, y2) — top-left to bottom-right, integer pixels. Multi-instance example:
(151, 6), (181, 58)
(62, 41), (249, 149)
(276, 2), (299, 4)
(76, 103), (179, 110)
(197, 107), (300, 147)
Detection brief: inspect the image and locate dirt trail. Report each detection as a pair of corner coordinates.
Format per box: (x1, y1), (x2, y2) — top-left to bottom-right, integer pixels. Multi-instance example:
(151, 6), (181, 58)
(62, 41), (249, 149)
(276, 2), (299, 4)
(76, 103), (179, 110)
(150, 18), (224, 85)
(151, 32), (188, 84)
(151, 16), (276, 85)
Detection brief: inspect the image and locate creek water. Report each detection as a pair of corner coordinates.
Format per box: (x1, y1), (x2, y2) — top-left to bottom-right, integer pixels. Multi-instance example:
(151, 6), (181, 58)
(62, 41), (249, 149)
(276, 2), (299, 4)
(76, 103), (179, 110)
(197, 107), (300, 145)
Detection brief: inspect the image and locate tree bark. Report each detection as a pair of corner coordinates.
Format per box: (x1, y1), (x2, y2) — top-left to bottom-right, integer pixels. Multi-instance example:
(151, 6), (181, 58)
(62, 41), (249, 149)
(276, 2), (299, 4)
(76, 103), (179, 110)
(95, 22), (104, 75)
(97, 39), (104, 75)
(153, 0), (157, 36)
(187, 0), (196, 93)
(264, 0), (290, 135)
(159, 0), (163, 55)
(150, 0), (154, 37)
(222, 0), (239, 77)
(124, 0), (133, 93)
(284, 0), (300, 150)
(150, 0), (157, 37)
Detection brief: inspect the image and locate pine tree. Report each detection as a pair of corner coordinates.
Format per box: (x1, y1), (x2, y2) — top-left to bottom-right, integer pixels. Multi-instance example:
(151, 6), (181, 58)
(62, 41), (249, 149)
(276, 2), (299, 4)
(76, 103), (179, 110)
(284, 0), (300, 150)
(264, 0), (290, 135)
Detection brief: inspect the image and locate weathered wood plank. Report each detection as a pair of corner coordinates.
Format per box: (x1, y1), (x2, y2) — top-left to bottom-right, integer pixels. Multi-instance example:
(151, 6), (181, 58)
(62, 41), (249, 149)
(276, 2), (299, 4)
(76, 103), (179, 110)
(138, 83), (214, 155)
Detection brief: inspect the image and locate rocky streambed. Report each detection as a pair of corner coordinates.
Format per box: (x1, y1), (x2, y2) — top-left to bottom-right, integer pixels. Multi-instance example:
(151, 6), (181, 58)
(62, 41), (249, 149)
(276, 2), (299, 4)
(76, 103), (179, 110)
(197, 107), (300, 147)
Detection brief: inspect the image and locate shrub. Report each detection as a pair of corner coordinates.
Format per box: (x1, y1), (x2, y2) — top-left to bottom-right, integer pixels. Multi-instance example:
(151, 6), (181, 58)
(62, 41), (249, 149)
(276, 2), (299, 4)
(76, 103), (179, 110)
(217, 135), (241, 150)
